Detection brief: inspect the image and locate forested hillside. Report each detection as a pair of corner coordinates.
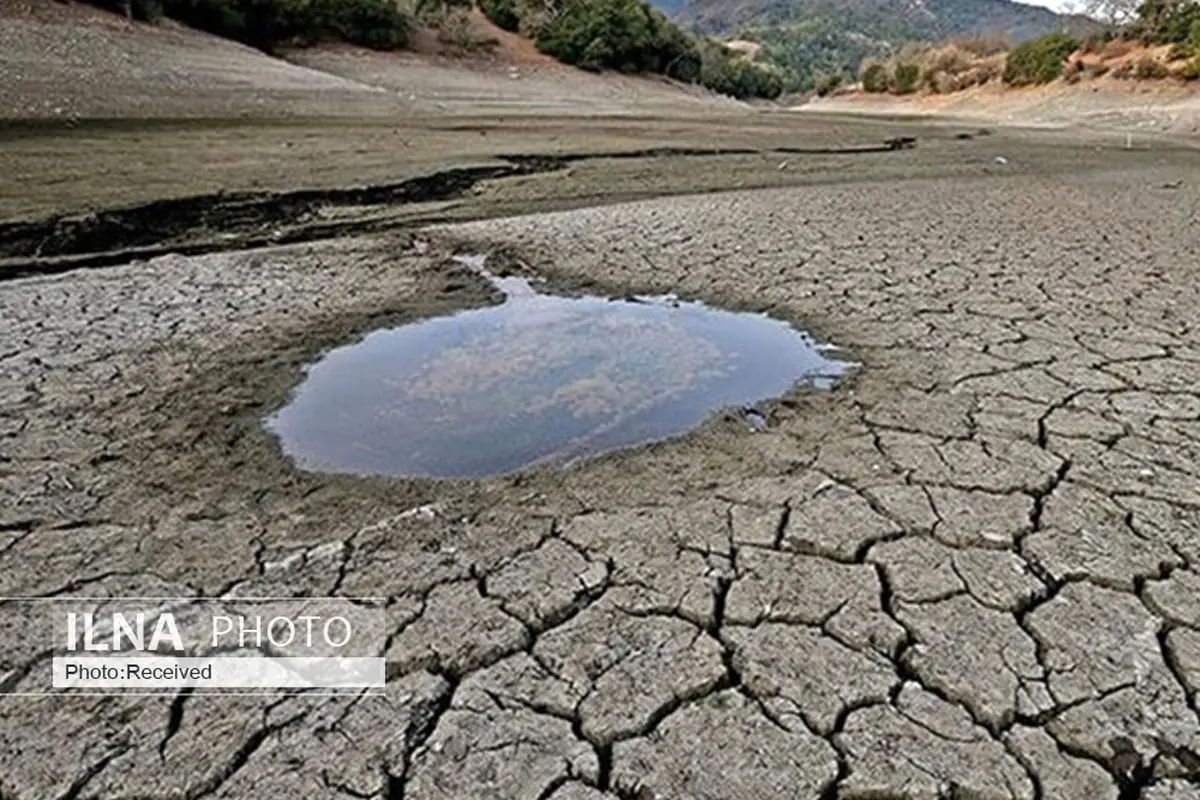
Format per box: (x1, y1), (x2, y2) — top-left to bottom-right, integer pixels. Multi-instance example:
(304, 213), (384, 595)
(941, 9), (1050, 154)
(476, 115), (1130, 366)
(657, 0), (1078, 89)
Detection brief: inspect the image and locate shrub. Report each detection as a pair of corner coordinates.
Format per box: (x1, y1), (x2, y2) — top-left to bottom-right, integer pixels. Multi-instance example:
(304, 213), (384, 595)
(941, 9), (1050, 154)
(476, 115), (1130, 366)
(1162, 6), (1200, 44)
(860, 61), (888, 92)
(925, 44), (972, 75)
(1002, 33), (1078, 86)
(435, 7), (499, 54)
(959, 62), (1000, 87)
(1177, 55), (1200, 79)
(415, 0), (470, 23)
(87, 0), (163, 20)
(930, 71), (961, 92)
(140, 0), (413, 51)
(698, 45), (783, 99)
(921, 66), (940, 91)
(1132, 55), (1170, 78)
(315, 0), (414, 49)
(1168, 42), (1196, 60)
(883, 41), (1005, 95)
(534, 0), (676, 73)
(813, 70), (842, 96)
(1138, 0), (1200, 44)
(134, 0), (164, 20)
(890, 61), (920, 94)
(529, 0), (775, 98)
(479, 0), (519, 31)
(656, 21), (703, 83)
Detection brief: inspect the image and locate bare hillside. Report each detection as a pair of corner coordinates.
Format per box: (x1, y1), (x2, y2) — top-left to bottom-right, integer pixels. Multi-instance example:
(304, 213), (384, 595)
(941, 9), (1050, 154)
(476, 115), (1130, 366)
(288, 11), (740, 116)
(0, 1), (736, 119)
(0, 1), (403, 118)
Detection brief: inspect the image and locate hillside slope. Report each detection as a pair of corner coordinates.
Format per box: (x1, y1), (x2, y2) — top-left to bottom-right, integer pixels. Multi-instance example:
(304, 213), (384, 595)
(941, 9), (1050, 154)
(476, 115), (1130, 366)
(802, 35), (1200, 137)
(0, 0), (401, 118)
(288, 9), (742, 115)
(673, 0), (1064, 39)
(661, 0), (1076, 89)
(0, 1), (738, 119)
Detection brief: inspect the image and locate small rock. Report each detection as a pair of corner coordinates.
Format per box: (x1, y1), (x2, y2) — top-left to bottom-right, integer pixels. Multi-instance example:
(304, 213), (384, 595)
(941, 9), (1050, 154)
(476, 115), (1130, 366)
(397, 503), (439, 521)
(742, 407), (767, 431)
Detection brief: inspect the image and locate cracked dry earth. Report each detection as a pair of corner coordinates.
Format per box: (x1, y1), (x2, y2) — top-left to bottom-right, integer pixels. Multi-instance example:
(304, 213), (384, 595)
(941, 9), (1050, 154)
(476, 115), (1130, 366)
(2, 158), (1200, 800)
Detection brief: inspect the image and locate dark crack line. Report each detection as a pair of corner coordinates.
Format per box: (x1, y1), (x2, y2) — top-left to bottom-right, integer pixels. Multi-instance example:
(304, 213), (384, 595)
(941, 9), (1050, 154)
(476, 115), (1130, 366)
(184, 699), (308, 799)
(158, 686), (194, 761)
(55, 746), (131, 800)
(385, 674), (458, 800)
(1157, 623), (1200, 723)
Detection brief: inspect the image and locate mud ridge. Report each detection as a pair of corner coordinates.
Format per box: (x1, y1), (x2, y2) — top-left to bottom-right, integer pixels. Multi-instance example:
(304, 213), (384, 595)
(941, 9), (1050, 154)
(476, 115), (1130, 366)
(0, 141), (918, 279)
(0, 162), (544, 267)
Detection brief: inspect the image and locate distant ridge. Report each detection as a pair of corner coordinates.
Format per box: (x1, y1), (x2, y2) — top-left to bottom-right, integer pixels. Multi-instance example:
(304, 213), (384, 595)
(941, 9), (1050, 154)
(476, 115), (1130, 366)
(655, 0), (1081, 89)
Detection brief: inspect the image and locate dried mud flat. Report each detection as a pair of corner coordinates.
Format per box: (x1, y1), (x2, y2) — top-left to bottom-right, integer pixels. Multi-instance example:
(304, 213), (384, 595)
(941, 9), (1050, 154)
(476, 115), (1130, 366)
(2, 133), (1200, 800)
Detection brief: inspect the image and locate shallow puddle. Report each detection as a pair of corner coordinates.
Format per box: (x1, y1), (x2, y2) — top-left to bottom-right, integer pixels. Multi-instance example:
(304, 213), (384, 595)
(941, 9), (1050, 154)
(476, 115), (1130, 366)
(268, 258), (850, 478)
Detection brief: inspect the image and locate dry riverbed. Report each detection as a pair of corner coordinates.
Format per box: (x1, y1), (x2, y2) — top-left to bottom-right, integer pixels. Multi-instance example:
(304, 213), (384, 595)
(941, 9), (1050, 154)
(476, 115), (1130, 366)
(1, 120), (1199, 799)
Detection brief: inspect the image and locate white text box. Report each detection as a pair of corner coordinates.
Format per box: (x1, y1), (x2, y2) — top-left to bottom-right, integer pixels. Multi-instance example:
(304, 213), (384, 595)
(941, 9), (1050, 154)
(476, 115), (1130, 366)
(52, 656), (384, 688)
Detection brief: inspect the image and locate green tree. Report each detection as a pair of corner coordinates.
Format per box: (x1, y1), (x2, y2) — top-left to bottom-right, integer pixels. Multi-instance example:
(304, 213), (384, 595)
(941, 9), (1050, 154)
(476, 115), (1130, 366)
(696, 40), (783, 99)
(529, 0), (779, 98)
(656, 20), (703, 82)
(890, 61), (919, 93)
(534, 0), (662, 72)
(860, 61), (888, 92)
(1002, 33), (1078, 85)
(813, 70), (842, 96)
(479, 0), (520, 31)
(1136, 0), (1200, 42)
(144, 0), (412, 51)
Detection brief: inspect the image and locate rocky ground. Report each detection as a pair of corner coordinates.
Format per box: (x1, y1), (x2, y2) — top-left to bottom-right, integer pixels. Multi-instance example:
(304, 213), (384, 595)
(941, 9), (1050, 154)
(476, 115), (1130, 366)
(2, 131), (1199, 798)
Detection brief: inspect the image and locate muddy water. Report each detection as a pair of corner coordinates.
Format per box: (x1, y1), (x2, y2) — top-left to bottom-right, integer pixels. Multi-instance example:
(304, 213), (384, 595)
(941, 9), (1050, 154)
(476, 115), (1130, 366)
(267, 259), (850, 478)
